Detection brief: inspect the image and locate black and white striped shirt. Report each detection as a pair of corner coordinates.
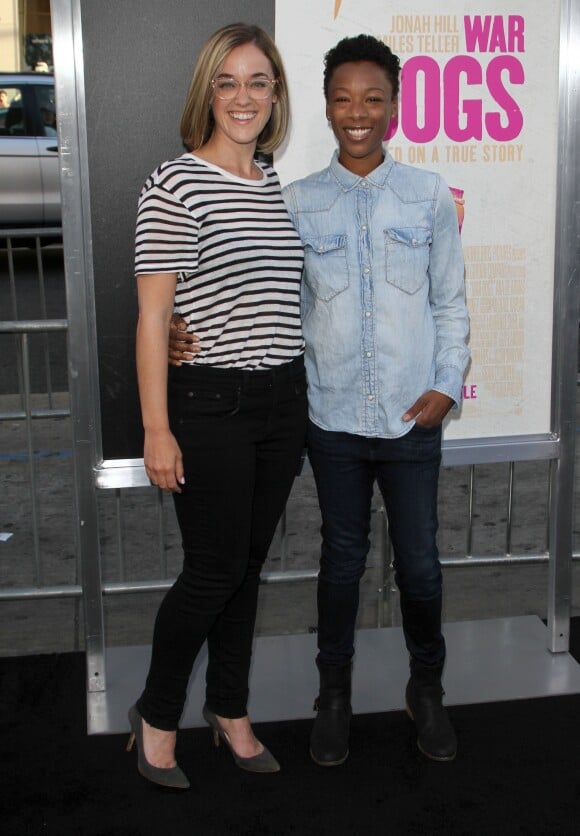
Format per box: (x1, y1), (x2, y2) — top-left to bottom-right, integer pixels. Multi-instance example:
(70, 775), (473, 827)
(135, 153), (305, 369)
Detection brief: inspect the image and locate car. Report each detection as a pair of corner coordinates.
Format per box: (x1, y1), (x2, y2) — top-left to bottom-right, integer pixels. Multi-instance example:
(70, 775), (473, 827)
(0, 73), (60, 227)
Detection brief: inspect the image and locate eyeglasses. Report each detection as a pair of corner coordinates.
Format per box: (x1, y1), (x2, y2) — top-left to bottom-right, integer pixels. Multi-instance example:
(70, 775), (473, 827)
(211, 77), (278, 101)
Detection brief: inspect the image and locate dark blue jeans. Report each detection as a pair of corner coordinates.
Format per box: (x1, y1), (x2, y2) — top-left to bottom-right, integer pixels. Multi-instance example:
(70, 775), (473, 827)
(307, 420), (445, 669)
(137, 357), (308, 730)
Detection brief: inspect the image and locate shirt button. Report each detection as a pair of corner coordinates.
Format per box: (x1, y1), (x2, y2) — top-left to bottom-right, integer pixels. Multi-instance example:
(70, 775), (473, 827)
(364, 267), (370, 274)
(412, 238), (417, 245)
(365, 311), (372, 317)
(368, 394), (374, 401)
(366, 351), (372, 357)
(361, 224), (367, 231)
(361, 180), (368, 187)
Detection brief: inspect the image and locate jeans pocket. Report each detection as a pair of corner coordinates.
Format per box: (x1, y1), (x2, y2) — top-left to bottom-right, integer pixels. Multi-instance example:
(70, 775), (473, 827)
(407, 423), (442, 460)
(176, 384), (242, 422)
(410, 421), (441, 435)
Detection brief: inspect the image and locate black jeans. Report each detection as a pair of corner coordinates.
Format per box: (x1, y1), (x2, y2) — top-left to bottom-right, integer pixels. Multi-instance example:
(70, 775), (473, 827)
(137, 356), (308, 730)
(307, 420), (445, 669)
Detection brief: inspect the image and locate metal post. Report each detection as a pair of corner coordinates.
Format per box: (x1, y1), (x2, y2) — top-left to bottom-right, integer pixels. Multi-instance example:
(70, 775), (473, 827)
(466, 464), (475, 557)
(20, 333), (42, 583)
(51, 0), (107, 691)
(115, 490), (126, 582)
(505, 462), (514, 557)
(34, 236), (55, 405)
(546, 0), (580, 653)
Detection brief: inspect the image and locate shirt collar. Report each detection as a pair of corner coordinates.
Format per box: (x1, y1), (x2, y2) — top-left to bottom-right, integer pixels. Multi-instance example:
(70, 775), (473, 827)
(329, 148), (395, 191)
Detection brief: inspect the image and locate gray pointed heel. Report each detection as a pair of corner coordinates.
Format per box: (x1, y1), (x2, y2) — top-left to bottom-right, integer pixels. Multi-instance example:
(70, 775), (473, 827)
(202, 705), (280, 773)
(126, 704), (190, 789)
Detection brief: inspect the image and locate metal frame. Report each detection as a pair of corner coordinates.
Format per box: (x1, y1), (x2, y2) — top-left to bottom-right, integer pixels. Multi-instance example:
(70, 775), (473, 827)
(49, 0), (579, 694)
(0, 316), (68, 579)
(51, 0), (106, 692)
(546, 0), (580, 652)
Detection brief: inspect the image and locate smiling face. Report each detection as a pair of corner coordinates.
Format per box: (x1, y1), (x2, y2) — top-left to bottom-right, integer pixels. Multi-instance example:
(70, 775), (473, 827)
(326, 60), (398, 177)
(209, 42), (278, 152)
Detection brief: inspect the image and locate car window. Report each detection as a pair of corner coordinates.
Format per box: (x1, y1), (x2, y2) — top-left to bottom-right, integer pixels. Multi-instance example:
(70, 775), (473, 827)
(36, 84), (57, 137)
(0, 87), (25, 135)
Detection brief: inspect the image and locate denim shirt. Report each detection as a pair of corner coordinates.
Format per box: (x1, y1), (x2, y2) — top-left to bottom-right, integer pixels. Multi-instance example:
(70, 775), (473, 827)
(282, 150), (470, 438)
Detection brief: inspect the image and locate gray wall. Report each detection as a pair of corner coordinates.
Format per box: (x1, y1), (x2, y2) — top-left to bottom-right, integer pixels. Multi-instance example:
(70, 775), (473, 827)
(80, 0), (275, 459)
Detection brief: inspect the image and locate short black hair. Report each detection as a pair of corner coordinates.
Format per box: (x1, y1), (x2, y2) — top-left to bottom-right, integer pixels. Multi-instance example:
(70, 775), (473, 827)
(323, 34), (401, 100)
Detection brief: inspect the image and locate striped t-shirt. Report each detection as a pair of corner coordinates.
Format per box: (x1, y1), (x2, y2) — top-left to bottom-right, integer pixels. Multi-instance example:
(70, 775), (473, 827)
(135, 153), (305, 370)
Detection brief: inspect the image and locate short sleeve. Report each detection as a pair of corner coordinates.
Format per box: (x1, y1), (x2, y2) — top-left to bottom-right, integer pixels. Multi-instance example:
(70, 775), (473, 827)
(282, 183), (299, 234)
(134, 182), (199, 277)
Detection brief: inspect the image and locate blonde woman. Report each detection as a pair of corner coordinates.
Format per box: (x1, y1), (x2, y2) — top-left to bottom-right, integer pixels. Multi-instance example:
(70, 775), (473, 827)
(128, 23), (307, 789)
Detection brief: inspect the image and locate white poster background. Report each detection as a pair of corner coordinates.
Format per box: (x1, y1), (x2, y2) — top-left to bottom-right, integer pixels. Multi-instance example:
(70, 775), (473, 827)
(275, 0), (560, 439)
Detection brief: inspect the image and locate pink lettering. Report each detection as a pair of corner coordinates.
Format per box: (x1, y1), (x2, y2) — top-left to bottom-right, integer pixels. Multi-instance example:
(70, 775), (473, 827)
(400, 56), (440, 142)
(462, 384), (478, 400)
(464, 15), (525, 53)
(509, 16), (525, 52)
(385, 54), (525, 144)
(485, 57), (524, 140)
(443, 56), (483, 142)
(464, 15), (492, 52)
(488, 21), (507, 52)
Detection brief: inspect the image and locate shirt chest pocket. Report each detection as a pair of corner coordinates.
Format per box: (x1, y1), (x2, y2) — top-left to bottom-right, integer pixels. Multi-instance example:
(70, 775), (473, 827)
(302, 234), (349, 302)
(384, 227), (431, 294)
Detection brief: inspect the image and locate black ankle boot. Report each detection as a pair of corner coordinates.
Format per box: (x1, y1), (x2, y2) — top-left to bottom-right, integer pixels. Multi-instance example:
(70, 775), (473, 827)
(309, 660), (352, 766)
(405, 661), (456, 761)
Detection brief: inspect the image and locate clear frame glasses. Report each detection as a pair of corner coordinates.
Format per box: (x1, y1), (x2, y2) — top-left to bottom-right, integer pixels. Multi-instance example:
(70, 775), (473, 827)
(211, 77), (278, 101)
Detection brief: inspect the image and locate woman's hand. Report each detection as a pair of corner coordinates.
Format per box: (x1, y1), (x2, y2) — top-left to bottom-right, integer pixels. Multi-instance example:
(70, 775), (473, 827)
(144, 427), (184, 492)
(169, 314), (200, 366)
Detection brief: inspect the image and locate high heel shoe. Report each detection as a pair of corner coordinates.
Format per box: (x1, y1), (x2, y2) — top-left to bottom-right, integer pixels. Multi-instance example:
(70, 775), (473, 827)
(126, 704), (190, 789)
(202, 705), (280, 773)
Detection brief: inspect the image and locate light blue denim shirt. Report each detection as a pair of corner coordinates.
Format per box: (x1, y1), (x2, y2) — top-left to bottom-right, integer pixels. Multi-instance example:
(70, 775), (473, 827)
(282, 150), (470, 438)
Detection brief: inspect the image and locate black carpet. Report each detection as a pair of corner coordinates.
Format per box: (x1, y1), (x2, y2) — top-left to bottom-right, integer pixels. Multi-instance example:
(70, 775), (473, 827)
(2, 624), (580, 836)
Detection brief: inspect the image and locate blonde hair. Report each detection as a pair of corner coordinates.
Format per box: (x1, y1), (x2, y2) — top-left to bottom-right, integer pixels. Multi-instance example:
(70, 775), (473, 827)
(180, 23), (289, 155)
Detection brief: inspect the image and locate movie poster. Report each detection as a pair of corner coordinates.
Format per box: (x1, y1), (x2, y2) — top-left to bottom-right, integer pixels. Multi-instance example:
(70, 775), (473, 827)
(275, 1), (561, 439)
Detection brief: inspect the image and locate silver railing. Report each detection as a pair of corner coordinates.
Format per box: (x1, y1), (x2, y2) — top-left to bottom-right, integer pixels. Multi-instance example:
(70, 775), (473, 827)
(0, 229), (578, 622)
(0, 230), (75, 614)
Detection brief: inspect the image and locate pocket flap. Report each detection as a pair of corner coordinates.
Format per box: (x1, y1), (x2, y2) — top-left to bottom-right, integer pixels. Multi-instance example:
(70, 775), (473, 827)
(385, 227), (432, 247)
(303, 234), (347, 254)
